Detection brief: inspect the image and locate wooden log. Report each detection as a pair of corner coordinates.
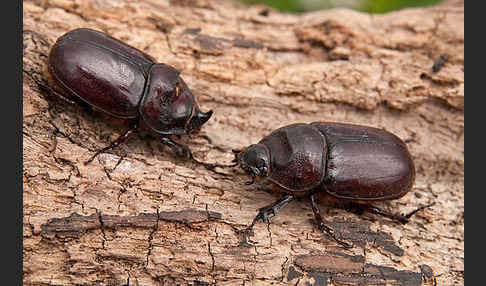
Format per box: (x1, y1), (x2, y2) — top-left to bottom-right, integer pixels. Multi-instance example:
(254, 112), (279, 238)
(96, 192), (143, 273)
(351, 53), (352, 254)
(23, 0), (464, 285)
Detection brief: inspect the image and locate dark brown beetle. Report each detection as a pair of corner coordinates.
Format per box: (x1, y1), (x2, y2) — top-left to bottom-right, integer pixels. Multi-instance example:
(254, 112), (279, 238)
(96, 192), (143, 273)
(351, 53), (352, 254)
(235, 122), (434, 248)
(31, 28), (214, 164)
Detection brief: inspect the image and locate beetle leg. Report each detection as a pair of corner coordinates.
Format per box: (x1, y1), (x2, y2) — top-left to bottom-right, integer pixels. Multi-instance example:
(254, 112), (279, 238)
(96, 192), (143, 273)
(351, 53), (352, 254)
(161, 137), (237, 171)
(310, 194), (353, 248)
(238, 194), (294, 245)
(195, 134), (227, 153)
(252, 194), (294, 225)
(195, 134), (213, 144)
(351, 202), (435, 224)
(160, 137), (237, 173)
(85, 120), (139, 165)
(402, 202), (436, 220)
(160, 137), (193, 160)
(23, 69), (77, 105)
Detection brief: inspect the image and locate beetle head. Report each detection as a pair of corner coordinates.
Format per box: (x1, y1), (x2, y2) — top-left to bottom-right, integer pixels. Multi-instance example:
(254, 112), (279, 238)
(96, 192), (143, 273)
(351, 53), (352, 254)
(140, 64), (213, 135)
(238, 144), (270, 185)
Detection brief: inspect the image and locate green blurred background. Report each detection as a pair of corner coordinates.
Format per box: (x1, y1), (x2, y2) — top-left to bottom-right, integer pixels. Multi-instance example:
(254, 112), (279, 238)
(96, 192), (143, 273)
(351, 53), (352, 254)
(238, 0), (443, 13)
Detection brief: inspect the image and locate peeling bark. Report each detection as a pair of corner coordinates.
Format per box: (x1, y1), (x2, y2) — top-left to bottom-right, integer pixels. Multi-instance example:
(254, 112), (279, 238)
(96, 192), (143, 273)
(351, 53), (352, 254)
(23, 0), (463, 285)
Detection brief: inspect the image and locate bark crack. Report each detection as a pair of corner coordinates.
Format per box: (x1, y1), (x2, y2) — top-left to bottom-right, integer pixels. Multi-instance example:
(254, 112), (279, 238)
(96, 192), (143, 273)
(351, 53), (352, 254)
(145, 208), (160, 268)
(97, 210), (107, 249)
(208, 241), (215, 272)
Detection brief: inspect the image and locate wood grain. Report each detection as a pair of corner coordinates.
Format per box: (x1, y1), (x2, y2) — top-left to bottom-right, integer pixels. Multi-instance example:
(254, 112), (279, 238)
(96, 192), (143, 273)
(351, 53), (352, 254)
(23, 0), (464, 285)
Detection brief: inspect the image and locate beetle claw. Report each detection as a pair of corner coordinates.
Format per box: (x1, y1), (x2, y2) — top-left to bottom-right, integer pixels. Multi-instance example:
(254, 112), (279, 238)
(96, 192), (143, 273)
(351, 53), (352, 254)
(395, 216), (410, 224)
(183, 149), (192, 160)
(261, 212), (270, 224)
(401, 202), (436, 223)
(317, 224), (353, 248)
(256, 206), (274, 224)
(238, 233), (255, 247)
(174, 146), (192, 160)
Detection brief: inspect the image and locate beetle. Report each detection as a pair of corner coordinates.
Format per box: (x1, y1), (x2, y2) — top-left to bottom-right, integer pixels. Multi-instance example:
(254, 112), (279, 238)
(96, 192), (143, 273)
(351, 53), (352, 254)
(234, 122), (434, 248)
(30, 28), (214, 165)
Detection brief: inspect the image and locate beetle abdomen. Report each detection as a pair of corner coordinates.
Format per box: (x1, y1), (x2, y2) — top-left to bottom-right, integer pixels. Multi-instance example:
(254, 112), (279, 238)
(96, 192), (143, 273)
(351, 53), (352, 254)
(311, 122), (415, 201)
(48, 28), (152, 118)
(60, 28), (155, 67)
(261, 123), (327, 192)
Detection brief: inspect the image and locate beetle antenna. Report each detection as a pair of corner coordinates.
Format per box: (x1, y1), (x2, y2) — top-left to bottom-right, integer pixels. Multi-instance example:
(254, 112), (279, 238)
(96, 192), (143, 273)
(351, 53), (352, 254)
(231, 149), (242, 164)
(245, 175), (255, 185)
(191, 157), (238, 174)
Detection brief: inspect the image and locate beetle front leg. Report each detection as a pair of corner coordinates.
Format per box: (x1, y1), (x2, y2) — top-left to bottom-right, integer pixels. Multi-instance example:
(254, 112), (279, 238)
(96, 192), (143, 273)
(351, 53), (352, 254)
(310, 194), (353, 248)
(238, 194), (294, 246)
(160, 137), (193, 160)
(194, 134), (226, 153)
(161, 137), (237, 173)
(251, 194), (295, 226)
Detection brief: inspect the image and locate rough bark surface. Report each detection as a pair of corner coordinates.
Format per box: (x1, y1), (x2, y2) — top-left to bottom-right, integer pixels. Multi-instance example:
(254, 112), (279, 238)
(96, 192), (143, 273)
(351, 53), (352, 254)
(23, 0), (464, 285)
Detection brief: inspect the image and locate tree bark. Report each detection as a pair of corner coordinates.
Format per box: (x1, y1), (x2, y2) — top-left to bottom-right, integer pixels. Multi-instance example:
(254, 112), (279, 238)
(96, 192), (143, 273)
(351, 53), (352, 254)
(23, 0), (464, 285)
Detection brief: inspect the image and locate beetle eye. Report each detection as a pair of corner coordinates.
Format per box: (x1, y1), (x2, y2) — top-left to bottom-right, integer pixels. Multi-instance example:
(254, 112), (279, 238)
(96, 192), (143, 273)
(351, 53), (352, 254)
(257, 159), (265, 168)
(250, 166), (260, 176)
(257, 159), (268, 174)
(260, 166), (268, 176)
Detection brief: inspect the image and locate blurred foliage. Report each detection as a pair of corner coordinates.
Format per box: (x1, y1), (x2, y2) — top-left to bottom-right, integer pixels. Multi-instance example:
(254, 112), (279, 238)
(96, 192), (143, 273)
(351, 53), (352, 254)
(361, 0), (443, 13)
(238, 0), (443, 13)
(240, 0), (306, 12)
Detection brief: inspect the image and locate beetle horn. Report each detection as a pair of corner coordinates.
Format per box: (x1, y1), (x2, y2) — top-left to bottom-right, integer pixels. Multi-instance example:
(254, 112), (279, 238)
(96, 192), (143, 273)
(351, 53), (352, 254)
(197, 109), (213, 125)
(187, 109), (213, 132)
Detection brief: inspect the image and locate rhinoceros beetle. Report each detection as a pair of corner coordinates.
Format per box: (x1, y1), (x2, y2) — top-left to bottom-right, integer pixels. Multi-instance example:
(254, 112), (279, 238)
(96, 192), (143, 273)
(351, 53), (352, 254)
(233, 122), (434, 248)
(28, 28), (217, 166)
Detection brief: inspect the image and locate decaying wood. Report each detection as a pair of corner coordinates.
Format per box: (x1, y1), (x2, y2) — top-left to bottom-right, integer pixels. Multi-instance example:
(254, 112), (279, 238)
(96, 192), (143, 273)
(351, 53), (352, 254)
(23, 0), (464, 285)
